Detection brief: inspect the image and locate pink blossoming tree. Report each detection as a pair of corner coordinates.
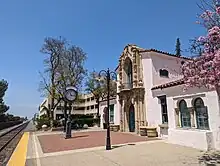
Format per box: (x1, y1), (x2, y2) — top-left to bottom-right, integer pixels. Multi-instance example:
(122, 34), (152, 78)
(182, 0), (220, 95)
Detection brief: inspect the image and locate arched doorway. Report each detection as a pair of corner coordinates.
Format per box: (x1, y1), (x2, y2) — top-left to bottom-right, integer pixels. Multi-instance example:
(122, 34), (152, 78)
(129, 104), (135, 132)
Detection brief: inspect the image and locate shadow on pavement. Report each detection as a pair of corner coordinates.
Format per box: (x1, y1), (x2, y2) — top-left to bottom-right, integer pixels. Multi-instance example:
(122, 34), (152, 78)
(112, 143), (136, 149)
(71, 135), (89, 139)
(198, 151), (220, 166)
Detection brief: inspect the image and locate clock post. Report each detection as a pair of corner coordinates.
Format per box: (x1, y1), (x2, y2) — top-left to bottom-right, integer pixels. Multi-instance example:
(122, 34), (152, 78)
(64, 87), (78, 139)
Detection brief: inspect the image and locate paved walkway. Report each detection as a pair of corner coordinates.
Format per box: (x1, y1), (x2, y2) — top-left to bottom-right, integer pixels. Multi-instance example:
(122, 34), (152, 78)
(38, 131), (158, 153)
(26, 130), (207, 166)
(7, 128), (211, 166)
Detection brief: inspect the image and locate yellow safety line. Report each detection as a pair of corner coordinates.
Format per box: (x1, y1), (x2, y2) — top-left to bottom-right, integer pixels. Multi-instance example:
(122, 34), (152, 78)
(7, 132), (29, 166)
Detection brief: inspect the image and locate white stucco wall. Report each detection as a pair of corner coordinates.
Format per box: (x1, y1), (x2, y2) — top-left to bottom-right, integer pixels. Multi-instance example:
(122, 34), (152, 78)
(99, 98), (119, 129)
(140, 50), (220, 150)
(150, 52), (183, 85)
(115, 96), (120, 126)
(152, 85), (220, 150)
(141, 52), (185, 127)
(141, 55), (157, 126)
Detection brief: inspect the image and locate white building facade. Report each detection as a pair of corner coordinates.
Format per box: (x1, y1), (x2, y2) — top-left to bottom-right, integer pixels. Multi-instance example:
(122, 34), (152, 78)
(116, 44), (220, 151)
(39, 93), (98, 120)
(99, 97), (120, 129)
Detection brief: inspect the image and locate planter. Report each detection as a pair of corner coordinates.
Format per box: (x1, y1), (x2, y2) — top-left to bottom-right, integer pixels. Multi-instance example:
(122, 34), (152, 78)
(139, 126), (147, 136)
(146, 127), (158, 137)
(110, 125), (120, 132)
(158, 124), (169, 129)
(42, 124), (48, 131)
(159, 124), (169, 136)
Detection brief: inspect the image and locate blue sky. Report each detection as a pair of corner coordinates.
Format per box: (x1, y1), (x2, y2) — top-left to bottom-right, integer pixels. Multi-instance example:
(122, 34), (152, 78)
(0, 0), (206, 118)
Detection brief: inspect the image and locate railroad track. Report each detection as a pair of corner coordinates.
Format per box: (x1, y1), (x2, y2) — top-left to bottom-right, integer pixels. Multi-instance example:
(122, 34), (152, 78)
(0, 121), (29, 165)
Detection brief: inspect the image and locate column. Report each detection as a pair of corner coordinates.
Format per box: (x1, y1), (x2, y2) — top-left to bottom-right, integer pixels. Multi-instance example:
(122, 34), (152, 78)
(139, 96), (144, 126)
(120, 100), (124, 132)
(137, 95), (141, 134)
(142, 97), (147, 126)
(124, 105), (128, 132)
(175, 108), (180, 127)
(134, 97), (139, 133)
(189, 107), (195, 128)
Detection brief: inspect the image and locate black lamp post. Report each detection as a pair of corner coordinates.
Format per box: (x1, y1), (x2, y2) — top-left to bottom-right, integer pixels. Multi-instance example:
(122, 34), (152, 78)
(65, 103), (72, 139)
(98, 68), (117, 150)
(62, 101), (68, 133)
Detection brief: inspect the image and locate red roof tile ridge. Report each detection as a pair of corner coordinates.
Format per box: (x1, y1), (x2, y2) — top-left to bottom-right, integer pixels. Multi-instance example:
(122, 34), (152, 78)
(151, 78), (185, 90)
(139, 48), (192, 60)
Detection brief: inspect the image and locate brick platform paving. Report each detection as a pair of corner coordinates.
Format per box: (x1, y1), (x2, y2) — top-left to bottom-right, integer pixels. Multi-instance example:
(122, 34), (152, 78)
(38, 131), (159, 153)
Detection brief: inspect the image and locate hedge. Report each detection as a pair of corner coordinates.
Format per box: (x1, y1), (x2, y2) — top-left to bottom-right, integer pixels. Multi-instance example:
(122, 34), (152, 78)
(72, 118), (99, 128)
(71, 114), (94, 119)
(0, 121), (23, 130)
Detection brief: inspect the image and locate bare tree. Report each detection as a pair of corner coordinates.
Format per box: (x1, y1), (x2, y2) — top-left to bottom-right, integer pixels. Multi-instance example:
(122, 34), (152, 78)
(85, 71), (117, 126)
(39, 37), (66, 128)
(56, 45), (87, 130)
(56, 46), (87, 92)
(39, 35), (87, 128)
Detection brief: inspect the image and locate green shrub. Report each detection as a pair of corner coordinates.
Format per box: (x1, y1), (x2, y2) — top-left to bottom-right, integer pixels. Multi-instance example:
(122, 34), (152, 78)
(0, 121), (23, 130)
(53, 119), (62, 128)
(35, 114), (50, 130)
(72, 118), (99, 128)
(71, 114), (94, 120)
(93, 118), (100, 125)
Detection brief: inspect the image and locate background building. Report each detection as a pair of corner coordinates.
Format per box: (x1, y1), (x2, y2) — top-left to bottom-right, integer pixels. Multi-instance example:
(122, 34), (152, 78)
(39, 93), (98, 120)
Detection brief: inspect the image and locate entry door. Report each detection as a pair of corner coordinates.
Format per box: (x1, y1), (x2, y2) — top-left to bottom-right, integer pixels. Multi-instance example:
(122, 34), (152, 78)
(129, 105), (135, 132)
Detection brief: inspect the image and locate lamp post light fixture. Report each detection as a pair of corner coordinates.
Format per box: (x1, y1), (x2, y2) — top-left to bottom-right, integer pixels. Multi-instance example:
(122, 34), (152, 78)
(98, 68), (117, 150)
(63, 86), (78, 139)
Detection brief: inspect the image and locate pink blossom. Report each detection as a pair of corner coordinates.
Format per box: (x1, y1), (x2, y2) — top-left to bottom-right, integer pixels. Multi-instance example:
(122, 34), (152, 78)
(208, 26), (220, 35)
(200, 70), (207, 75)
(197, 36), (207, 42)
(207, 26), (220, 45)
(209, 75), (215, 81)
(200, 10), (213, 19)
(206, 10), (213, 16)
(216, 7), (220, 14)
(206, 84), (215, 90)
(203, 61), (213, 67)
(204, 43), (210, 53)
(182, 23), (220, 90)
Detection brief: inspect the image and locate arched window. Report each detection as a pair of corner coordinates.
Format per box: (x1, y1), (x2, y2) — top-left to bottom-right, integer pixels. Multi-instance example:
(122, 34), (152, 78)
(159, 69), (169, 77)
(124, 58), (133, 89)
(179, 100), (191, 127)
(194, 98), (209, 130)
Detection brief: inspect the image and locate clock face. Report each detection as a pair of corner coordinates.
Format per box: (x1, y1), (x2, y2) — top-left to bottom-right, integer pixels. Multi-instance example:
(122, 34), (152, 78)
(65, 89), (77, 102)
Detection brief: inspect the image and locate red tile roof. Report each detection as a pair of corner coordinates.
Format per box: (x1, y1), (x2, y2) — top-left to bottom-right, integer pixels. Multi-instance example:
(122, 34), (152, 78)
(139, 49), (192, 60)
(151, 79), (185, 90)
(115, 47), (192, 71)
